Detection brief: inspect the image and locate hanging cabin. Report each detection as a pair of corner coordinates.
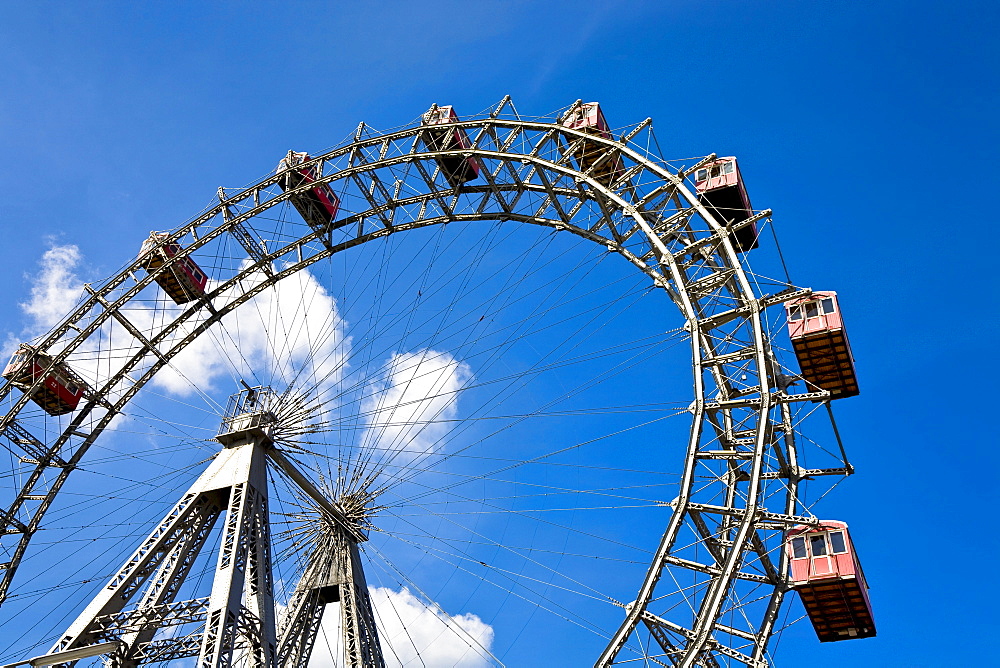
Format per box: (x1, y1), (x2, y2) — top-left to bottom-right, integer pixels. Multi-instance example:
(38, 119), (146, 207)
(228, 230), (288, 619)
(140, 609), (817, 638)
(3, 343), (88, 416)
(786, 521), (876, 642)
(138, 232), (208, 305)
(694, 157), (759, 252)
(785, 291), (859, 399)
(561, 102), (624, 188)
(421, 105), (480, 188)
(276, 151), (341, 229)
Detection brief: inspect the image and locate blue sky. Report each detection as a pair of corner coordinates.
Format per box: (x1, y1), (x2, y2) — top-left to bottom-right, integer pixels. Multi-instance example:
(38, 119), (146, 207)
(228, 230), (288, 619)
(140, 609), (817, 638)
(0, 1), (997, 666)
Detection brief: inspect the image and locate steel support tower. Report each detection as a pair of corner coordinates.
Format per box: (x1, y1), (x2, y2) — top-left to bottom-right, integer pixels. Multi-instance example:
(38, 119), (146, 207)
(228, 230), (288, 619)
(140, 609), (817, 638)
(17, 388), (384, 668)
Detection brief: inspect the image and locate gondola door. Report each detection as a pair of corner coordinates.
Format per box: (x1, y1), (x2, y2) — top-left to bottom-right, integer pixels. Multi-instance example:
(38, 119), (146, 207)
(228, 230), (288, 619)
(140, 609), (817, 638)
(809, 532), (836, 578)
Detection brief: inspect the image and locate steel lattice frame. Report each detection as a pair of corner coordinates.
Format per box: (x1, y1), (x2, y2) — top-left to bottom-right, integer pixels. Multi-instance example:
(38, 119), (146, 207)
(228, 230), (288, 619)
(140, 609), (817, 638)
(0, 97), (851, 666)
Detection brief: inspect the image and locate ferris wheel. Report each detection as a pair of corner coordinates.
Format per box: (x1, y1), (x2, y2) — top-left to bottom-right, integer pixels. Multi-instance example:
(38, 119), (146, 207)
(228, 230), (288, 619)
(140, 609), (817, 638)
(0, 97), (874, 668)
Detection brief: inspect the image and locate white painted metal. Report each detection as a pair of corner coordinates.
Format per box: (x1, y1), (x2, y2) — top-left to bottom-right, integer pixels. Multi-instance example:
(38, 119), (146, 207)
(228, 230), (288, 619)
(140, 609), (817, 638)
(45, 401), (281, 667)
(30, 389), (384, 668)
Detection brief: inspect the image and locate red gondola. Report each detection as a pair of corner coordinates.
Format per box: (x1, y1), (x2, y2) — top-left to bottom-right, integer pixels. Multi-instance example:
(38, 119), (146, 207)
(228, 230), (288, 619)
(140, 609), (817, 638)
(138, 232), (208, 305)
(421, 105), (480, 188)
(3, 344), (88, 416)
(561, 102), (624, 188)
(785, 291), (859, 399)
(694, 157), (759, 252)
(786, 521), (876, 642)
(276, 151), (341, 229)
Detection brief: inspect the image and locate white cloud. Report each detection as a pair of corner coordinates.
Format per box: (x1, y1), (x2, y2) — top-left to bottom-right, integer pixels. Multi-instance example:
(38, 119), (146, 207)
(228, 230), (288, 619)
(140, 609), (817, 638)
(9, 246), (351, 420)
(10, 251), (472, 468)
(150, 263), (351, 400)
(309, 586), (495, 668)
(19, 242), (85, 331)
(3, 241), (87, 371)
(362, 350), (472, 458)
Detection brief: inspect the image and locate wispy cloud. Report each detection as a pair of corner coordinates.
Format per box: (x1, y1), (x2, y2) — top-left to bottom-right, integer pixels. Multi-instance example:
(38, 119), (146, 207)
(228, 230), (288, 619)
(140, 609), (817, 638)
(19, 242), (85, 333)
(3, 241), (86, 360)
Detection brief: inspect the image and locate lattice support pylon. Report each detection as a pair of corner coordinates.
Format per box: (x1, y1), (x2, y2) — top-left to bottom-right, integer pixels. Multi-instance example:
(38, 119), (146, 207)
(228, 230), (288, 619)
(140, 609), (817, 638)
(339, 538), (384, 668)
(45, 420), (278, 667)
(31, 387), (385, 668)
(277, 523), (385, 668)
(197, 438), (276, 668)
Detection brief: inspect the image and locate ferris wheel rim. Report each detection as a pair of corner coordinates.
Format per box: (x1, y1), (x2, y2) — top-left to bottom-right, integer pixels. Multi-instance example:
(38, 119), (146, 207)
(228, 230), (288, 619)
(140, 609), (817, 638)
(0, 99), (835, 667)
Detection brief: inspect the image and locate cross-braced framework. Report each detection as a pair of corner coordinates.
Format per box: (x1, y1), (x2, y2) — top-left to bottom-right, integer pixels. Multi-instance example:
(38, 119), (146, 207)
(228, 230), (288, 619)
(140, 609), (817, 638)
(277, 524), (383, 668)
(34, 387), (383, 668)
(0, 97), (856, 666)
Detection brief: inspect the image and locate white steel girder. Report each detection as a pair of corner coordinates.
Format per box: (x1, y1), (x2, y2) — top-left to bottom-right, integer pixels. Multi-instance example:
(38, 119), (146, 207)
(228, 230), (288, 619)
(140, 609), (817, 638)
(46, 436), (278, 668)
(276, 523), (385, 668)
